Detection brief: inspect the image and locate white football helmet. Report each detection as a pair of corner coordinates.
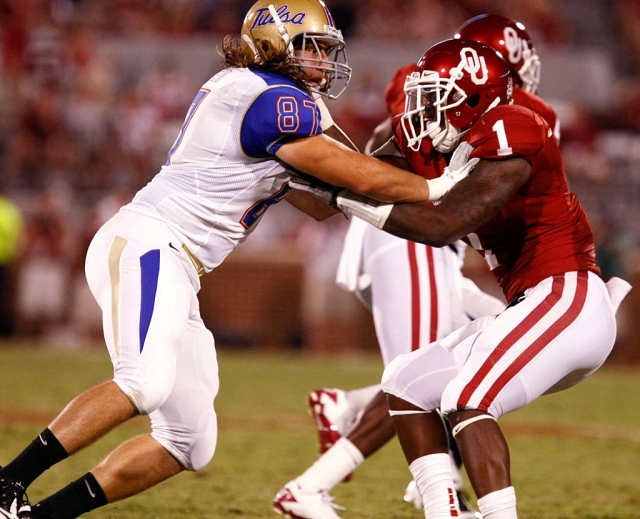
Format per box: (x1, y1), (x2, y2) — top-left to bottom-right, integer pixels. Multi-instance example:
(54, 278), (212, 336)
(241, 0), (351, 99)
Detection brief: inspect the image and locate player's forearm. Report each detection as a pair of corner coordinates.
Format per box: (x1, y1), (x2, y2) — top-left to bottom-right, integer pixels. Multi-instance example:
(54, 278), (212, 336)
(286, 188), (339, 221)
(382, 204), (460, 247)
(383, 158), (531, 245)
(344, 157), (431, 203)
(277, 135), (432, 203)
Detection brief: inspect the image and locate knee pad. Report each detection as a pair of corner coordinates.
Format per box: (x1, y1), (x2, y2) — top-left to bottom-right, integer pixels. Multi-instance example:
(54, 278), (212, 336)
(152, 407), (218, 471)
(382, 347), (456, 413)
(380, 354), (407, 398)
(149, 326), (219, 471)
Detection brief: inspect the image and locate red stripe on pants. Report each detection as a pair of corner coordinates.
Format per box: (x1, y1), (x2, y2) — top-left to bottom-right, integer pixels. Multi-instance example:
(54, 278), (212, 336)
(408, 242), (420, 351)
(426, 246), (438, 343)
(407, 243), (439, 350)
(457, 272), (588, 410)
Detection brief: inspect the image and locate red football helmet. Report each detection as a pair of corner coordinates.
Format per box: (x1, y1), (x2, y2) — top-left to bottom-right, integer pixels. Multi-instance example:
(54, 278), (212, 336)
(401, 38), (513, 152)
(455, 14), (540, 94)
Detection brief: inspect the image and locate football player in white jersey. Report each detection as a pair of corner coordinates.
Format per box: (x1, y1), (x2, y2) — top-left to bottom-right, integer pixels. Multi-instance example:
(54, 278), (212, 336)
(0, 2), (470, 519)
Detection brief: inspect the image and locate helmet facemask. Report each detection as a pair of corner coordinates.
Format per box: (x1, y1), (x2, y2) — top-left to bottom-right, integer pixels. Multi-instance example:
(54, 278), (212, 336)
(401, 69), (466, 153)
(517, 45), (541, 94)
(292, 29), (351, 99)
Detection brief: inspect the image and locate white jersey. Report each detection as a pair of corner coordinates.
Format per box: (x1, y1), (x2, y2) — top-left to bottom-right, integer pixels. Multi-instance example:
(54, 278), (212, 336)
(83, 66), (322, 472)
(125, 67), (321, 272)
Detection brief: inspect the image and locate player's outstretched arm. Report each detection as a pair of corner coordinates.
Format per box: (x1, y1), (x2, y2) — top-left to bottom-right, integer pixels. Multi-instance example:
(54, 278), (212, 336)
(382, 157), (531, 246)
(275, 134), (432, 204)
(286, 187), (340, 221)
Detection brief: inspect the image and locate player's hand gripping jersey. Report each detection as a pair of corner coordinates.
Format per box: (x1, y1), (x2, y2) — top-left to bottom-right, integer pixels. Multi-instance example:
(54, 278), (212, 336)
(462, 104), (598, 302)
(127, 67), (321, 272)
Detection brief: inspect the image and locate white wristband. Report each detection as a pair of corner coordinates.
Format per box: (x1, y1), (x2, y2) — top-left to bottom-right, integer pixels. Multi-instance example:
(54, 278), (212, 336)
(314, 96), (334, 130)
(335, 190), (393, 229)
(425, 176), (453, 201)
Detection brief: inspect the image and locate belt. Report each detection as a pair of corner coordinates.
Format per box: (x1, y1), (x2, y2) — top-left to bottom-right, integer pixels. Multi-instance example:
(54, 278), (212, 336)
(182, 244), (205, 277)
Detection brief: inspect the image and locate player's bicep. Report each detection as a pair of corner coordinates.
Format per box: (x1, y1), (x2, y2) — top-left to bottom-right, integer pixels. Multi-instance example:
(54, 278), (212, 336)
(240, 89), (320, 158)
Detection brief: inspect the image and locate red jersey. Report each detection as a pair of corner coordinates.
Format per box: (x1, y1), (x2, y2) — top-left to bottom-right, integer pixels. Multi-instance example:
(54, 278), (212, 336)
(464, 104), (599, 302)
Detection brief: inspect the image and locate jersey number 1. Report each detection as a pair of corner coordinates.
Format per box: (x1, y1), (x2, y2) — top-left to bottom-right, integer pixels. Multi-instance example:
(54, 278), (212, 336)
(492, 119), (513, 157)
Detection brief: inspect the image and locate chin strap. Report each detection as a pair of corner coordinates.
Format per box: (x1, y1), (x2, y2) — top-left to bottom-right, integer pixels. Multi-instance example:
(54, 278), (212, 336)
(268, 4), (294, 56)
(242, 34), (262, 64)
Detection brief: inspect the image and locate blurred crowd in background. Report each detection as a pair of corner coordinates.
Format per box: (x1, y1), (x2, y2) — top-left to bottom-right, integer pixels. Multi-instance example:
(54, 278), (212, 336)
(0, 0), (639, 361)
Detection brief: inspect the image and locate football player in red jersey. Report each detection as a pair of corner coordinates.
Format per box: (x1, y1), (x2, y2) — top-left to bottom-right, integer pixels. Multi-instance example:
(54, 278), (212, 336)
(275, 15), (579, 519)
(274, 15), (572, 519)
(334, 37), (630, 518)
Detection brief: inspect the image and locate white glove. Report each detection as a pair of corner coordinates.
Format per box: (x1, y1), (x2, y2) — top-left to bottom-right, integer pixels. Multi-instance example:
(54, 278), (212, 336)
(426, 142), (480, 201)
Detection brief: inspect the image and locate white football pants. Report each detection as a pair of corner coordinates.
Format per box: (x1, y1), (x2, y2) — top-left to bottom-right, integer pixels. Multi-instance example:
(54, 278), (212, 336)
(382, 270), (616, 418)
(85, 209), (219, 471)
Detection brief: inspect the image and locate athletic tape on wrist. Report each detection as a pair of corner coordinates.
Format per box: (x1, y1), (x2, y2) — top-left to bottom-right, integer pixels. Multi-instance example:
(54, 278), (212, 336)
(335, 191), (393, 229)
(425, 176), (452, 201)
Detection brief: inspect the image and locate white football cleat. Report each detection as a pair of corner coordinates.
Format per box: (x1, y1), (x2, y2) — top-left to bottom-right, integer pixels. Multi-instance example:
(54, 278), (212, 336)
(273, 480), (345, 519)
(307, 388), (356, 454)
(404, 480), (482, 518)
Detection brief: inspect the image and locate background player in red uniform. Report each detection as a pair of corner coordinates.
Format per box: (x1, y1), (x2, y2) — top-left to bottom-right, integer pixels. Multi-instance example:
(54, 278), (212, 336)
(454, 14), (559, 141)
(335, 37), (630, 518)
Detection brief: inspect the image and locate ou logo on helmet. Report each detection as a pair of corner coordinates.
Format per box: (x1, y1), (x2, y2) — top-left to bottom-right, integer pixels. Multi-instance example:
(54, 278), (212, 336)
(460, 47), (488, 85)
(503, 27), (523, 65)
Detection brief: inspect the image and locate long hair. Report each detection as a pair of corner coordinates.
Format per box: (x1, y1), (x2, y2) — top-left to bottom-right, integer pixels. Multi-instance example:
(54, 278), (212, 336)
(218, 36), (311, 94)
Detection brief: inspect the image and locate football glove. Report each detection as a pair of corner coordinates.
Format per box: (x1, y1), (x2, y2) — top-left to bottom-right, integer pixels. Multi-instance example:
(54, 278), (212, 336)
(427, 142), (480, 201)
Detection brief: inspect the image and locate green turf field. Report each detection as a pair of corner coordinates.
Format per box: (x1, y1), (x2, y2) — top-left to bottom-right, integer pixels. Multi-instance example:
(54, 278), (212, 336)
(1, 343), (639, 518)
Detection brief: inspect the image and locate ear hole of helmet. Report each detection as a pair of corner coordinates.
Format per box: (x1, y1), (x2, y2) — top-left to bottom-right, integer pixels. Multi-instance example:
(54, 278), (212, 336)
(467, 92), (480, 108)
(292, 35), (304, 50)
